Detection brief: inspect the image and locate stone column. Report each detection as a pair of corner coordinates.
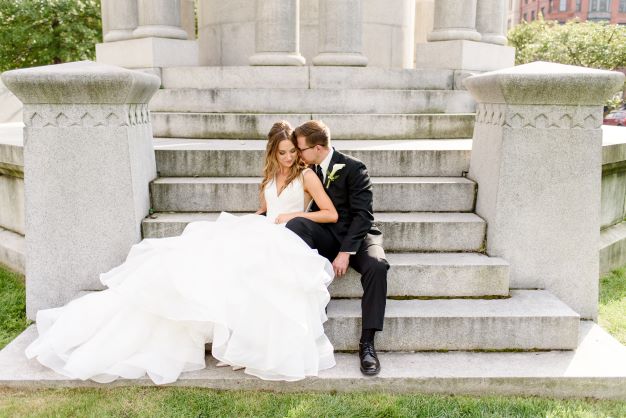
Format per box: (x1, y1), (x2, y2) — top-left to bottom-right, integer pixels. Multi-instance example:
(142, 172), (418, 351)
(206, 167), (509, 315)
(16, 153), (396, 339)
(133, 0), (188, 40)
(476, 0), (507, 45)
(102, 0), (138, 42)
(427, 0), (481, 42)
(313, 0), (367, 66)
(415, 0), (514, 71)
(465, 62), (625, 320)
(1, 62), (160, 319)
(249, 0), (305, 66)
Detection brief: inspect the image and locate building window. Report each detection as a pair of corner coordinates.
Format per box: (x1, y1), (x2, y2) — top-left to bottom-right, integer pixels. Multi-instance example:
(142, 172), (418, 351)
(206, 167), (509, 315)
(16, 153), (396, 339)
(541, 7), (545, 17)
(549, 0), (553, 12)
(620, 0), (626, 12)
(590, 0), (611, 12)
(576, 0), (582, 10)
(531, 10), (535, 20)
(560, 0), (568, 11)
(523, 12), (528, 21)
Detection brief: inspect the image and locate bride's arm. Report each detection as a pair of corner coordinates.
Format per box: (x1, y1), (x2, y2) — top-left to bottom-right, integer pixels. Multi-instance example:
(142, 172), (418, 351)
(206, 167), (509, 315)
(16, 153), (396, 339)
(255, 194), (267, 215)
(275, 170), (338, 224)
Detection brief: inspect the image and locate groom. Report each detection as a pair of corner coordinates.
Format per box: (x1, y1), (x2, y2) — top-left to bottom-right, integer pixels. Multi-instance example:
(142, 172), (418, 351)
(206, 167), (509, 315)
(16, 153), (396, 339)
(287, 120), (388, 376)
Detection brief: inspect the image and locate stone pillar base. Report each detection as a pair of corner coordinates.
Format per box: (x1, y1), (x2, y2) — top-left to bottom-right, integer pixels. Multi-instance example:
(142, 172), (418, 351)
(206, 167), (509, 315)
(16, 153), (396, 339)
(96, 37), (199, 69)
(249, 53), (306, 66)
(313, 52), (368, 67)
(415, 40), (514, 72)
(132, 25), (188, 40)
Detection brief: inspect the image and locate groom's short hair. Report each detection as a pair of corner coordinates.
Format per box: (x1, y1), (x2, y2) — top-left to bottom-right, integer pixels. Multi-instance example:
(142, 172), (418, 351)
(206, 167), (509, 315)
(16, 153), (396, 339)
(294, 120), (330, 148)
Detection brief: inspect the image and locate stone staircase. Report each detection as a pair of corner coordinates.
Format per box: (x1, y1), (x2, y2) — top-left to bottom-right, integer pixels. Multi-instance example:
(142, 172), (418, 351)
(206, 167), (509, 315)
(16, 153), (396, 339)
(143, 66), (580, 353)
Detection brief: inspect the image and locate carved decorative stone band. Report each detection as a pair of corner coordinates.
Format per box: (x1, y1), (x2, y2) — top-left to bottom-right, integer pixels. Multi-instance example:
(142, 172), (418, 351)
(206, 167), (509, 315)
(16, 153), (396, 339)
(465, 61), (625, 320)
(23, 104), (151, 128)
(474, 103), (602, 129)
(1, 61), (160, 319)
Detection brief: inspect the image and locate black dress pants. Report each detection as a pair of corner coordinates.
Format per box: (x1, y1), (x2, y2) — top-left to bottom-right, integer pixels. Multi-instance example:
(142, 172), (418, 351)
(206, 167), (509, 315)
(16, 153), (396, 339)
(286, 217), (388, 331)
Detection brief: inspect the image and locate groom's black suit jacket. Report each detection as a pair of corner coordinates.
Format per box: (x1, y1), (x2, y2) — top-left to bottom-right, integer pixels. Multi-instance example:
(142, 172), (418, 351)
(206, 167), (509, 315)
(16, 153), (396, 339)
(311, 149), (380, 253)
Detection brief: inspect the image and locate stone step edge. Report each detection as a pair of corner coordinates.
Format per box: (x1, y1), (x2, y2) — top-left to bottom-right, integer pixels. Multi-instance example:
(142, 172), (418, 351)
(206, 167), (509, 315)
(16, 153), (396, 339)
(151, 176), (476, 184)
(152, 138), (474, 147)
(142, 211), (485, 225)
(3, 323), (624, 399)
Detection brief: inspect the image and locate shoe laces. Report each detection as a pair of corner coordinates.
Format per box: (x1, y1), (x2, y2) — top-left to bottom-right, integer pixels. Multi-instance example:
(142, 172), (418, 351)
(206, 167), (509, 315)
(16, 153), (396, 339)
(361, 342), (376, 358)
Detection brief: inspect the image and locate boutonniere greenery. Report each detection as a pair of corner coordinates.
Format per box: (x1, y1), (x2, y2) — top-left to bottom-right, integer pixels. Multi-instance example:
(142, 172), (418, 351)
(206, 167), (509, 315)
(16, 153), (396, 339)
(325, 164), (346, 188)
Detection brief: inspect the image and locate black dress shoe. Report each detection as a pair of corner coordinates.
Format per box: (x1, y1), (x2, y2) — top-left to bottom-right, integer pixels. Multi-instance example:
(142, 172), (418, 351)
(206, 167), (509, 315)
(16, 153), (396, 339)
(359, 341), (380, 376)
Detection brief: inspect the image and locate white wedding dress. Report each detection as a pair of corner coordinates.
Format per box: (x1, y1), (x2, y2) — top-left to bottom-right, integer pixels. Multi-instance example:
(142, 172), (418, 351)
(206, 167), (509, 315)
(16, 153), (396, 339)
(25, 174), (336, 384)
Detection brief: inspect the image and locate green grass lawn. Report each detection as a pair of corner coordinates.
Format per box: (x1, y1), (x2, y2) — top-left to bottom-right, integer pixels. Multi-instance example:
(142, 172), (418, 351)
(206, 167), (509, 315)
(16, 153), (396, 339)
(0, 264), (625, 417)
(0, 266), (29, 350)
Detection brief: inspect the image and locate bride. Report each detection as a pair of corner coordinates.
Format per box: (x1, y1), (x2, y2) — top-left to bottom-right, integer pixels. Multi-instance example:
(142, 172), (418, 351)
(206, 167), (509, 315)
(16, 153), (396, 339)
(25, 121), (339, 384)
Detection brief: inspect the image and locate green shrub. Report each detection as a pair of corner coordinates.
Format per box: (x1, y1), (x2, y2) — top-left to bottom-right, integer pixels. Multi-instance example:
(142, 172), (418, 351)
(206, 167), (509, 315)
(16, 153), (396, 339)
(0, 0), (101, 73)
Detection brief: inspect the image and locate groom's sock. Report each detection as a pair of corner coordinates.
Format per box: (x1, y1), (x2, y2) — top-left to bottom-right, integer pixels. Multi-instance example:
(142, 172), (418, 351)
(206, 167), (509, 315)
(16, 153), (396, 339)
(360, 329), (376, 344)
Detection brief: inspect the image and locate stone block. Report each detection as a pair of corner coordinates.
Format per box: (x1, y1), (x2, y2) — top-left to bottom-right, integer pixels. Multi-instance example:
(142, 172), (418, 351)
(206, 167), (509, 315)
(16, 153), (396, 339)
(600, 221), (626, 276)
(328, 252), (509, 298)
(326, 290), (580, 351)
(0, 175), (24, 235)
(149, 88), (476, 114)
(311, 114), (475, 139)
(140, 212), (486, 252)
(600, 164), (626, 229)
(465, 62), (625, 319)
(152, 138), (472, 177)
(96, 37), (199, 68)
(0, 226), (24, 274)
(1, 61), (160, 319)
(161, 66), (309, 89)
(151, 113), (312, 139)
(148, 177), (476, 213)
(415, 40), (514, 71)
(309, 66), (454, 89)
(2, 322), (625, 399)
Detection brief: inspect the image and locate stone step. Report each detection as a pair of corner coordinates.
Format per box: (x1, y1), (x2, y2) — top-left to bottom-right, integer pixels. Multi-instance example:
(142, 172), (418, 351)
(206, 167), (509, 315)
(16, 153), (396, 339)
(326, 290), (580, 351)
(150, 113), (475, 140)
(153, 139), (472, 177)
(3, 323), (625, 399)
(149, 177), (476, 213)
(141, 212), (486, 252)
(329, 252), (509, 298)
(150, 88), (475, 114)
(160, 66), (456, 90)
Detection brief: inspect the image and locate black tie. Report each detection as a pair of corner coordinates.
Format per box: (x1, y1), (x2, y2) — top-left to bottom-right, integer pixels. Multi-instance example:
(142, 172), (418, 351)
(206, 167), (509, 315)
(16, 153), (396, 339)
(315, 165), (323, 182)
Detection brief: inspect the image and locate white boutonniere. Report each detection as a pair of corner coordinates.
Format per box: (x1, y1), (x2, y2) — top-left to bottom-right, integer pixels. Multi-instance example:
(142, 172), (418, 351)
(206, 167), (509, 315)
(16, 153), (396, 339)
(325, 164), (345, 188)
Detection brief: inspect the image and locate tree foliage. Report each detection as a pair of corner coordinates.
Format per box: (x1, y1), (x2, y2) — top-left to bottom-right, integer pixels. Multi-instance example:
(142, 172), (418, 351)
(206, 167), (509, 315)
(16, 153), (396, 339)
(508, 18), (626, 70)
(0, 0), (101, 73)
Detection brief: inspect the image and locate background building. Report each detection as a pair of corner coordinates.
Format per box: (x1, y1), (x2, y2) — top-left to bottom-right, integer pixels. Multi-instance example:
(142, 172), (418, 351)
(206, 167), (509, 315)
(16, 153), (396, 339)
(516, 0), (626, 24)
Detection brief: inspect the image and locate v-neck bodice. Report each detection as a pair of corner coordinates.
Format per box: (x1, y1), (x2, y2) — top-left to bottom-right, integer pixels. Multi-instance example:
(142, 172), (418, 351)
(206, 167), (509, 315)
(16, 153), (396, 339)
(264, 175), (306, 223)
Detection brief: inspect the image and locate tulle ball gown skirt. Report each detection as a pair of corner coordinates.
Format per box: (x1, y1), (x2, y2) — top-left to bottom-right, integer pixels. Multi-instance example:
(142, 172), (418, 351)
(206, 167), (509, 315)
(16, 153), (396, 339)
(25, 213), (336, 384)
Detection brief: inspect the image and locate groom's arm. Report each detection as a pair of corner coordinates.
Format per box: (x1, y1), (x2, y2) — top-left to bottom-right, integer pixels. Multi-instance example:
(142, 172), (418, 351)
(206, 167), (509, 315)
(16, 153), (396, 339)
(339, 161), (374, 253)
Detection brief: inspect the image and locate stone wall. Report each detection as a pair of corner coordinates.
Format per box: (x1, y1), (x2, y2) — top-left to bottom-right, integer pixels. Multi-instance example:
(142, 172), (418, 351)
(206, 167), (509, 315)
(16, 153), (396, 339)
(600, 127), (626, 274)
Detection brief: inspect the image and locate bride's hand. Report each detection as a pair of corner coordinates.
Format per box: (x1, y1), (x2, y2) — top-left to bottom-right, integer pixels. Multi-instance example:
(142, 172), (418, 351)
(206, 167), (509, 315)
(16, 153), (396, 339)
(275, 213), (298, 224)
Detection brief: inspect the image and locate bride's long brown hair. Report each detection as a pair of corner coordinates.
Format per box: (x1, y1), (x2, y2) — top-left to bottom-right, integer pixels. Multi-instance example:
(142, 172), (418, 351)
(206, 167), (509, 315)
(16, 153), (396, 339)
(260, 121), (306, 199)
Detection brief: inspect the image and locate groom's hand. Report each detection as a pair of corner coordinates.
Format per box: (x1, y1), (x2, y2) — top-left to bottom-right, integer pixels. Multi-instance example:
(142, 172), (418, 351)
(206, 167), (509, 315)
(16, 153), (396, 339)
(332, 252), (350, 277)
